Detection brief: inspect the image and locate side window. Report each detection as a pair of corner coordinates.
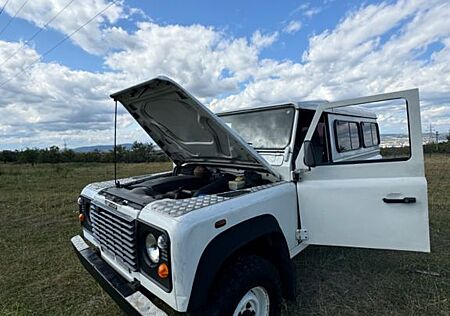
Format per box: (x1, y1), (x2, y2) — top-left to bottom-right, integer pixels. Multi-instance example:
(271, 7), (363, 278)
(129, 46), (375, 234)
(371, 123), (379, 145)
(334, 120), (360, 152)
(362, 122), (380, 147)
(349, 122), (360, 149)
(330, 98), (410, 162)
(362, 122), (373, 146)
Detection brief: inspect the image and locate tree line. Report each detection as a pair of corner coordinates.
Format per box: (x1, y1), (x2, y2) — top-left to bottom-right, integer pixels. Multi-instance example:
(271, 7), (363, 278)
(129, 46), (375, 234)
(1, 137), (449, 165)
(380, 136), (450, 157)
(423, 138), (450, 154)
(0, 142), (169, 164)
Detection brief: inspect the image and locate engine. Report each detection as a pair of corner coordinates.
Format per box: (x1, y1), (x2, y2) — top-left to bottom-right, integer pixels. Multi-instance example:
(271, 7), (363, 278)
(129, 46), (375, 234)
(101, 166), (270, 208)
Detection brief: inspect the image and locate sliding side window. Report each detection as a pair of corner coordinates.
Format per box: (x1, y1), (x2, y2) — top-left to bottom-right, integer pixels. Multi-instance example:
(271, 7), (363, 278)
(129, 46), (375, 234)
(334, 120), (360, 152)
(331, 98), (410, 162)
(362, 122), (380, 147)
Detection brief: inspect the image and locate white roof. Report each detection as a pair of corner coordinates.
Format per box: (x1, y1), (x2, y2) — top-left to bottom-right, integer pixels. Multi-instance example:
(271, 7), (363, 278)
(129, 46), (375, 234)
(217, 101), (377, 119)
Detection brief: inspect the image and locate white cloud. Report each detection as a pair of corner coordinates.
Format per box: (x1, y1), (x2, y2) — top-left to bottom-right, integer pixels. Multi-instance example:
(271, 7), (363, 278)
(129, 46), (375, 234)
(251, 30), (279, 49)
(1, 0), (130, 54)
(290, 3), (310, 16)
(210, 0), (450, 131)
(1, 0), (450, 149)
(303, 7), (322, 18)
(0, 8), (281, 148)
(104, 23), (277, 97)
(290, 2), (321, 18)
(0, 39), (127, 148)
(283, 20), (302, 34)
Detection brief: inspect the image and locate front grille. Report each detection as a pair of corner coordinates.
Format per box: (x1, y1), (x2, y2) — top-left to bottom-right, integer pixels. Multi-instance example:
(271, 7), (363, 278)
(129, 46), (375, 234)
(90, 205), (137, 271)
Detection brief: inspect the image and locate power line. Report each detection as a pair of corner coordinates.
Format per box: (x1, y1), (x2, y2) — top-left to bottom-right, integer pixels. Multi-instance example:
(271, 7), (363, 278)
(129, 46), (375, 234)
(0, 0), (30, 36)
(0, 0), (10, 16)
(0, 0), (75, 67)
(0, 0), (119, 89)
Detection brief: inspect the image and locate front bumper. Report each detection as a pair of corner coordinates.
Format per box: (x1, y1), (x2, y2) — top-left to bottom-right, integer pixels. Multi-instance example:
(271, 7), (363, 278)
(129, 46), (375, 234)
(71, 235), (167, 316)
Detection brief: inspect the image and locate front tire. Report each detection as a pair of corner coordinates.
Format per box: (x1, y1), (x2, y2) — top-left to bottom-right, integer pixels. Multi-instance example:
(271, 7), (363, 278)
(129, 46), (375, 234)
(204, 255), (282, 316)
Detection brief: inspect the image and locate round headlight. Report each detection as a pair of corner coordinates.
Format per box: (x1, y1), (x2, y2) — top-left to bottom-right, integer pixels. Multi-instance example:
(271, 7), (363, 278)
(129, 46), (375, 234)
(146, 233), (160, 263)
(157, 235), (167, 249)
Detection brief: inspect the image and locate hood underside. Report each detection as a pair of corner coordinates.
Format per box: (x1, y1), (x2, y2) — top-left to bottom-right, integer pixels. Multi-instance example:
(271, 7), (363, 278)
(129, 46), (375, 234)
(111, 76), (280, 177)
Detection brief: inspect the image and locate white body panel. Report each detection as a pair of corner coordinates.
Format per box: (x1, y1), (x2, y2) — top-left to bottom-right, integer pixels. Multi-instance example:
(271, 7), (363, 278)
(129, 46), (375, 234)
(296, 89), (430, 252)
(298, 176), (429, 251)
(81, 181), (298, 312)
(139, 182), (298, 311)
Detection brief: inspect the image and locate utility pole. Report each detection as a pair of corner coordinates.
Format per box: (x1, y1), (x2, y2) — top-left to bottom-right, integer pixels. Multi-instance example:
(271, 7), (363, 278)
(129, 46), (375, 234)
(435, 131), (439, 151)
(428, 123), (433, 158)
(429, 123), (433, 143)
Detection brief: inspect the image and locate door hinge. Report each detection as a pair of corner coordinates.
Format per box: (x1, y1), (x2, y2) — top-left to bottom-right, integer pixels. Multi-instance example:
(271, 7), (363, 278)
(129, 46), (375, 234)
(293, 169), (309, 182)
(296, 228), (308, 241)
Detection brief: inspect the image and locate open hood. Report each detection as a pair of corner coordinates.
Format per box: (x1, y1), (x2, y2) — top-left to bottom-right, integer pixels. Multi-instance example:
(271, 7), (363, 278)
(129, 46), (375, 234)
(111, 77), (280, 178)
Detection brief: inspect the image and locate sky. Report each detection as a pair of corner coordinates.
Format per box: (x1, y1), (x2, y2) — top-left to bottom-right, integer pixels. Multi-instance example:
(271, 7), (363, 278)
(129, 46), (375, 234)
(0, 0), (449, 150)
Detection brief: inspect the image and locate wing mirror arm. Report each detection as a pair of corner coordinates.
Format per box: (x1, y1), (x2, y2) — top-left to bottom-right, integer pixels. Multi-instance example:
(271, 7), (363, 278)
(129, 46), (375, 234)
(303, 140), (317, 169)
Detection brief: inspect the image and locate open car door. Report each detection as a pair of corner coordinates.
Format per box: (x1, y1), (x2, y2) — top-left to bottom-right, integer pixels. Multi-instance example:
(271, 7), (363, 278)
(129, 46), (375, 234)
(296, 89), (430, 252)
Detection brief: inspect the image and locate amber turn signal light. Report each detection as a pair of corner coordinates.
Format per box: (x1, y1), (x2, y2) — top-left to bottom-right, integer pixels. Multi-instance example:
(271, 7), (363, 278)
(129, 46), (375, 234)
(78, 213), (85, 222)
(158, 263), (169, 279)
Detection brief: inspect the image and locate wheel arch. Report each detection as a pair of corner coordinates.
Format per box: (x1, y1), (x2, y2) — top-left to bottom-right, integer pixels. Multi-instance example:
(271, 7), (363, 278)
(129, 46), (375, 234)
(187, 214), (296, 312)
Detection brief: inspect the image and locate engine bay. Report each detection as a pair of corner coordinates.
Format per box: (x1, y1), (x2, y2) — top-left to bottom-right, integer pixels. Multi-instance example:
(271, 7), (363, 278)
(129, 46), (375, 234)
(101, 165), (274, 208)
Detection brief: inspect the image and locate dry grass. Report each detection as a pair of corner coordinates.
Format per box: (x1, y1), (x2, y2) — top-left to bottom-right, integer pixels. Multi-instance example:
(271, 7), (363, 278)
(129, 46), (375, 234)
(0, 163), (171, 316)
(0, 157), (448, 315)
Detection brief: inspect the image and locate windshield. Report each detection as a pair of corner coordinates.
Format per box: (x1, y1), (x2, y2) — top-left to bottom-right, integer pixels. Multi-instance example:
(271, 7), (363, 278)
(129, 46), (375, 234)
(219, 106), (295, 149)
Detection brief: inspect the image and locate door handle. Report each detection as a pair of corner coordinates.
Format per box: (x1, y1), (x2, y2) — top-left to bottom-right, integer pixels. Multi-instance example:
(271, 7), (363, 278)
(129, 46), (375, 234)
(383, 197), (416, 204)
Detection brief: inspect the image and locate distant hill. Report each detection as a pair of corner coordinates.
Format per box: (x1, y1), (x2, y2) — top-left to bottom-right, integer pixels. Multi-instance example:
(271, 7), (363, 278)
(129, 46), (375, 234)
(72, 143), (134, 153)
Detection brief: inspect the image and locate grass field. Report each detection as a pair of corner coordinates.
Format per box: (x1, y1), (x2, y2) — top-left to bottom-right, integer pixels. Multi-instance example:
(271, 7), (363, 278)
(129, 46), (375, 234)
(0, 157), (448, 315)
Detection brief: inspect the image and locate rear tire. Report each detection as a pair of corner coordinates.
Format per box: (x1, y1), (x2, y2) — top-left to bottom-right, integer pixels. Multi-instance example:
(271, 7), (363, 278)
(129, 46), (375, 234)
(203, 255), (282, 316)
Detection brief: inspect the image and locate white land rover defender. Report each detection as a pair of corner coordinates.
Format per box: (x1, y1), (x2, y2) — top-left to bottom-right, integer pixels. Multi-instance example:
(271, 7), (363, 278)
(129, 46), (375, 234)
(72, 77), (430, 316)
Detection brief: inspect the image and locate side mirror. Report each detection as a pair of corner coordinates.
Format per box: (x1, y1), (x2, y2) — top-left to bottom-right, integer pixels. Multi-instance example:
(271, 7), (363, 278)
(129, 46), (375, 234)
(303, 140), (316, 168)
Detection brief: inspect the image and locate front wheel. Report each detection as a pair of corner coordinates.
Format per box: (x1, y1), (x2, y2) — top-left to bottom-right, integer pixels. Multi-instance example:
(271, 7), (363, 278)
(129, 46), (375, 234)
(204, 255), (282, 316)
(233, 286), (270, 316)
